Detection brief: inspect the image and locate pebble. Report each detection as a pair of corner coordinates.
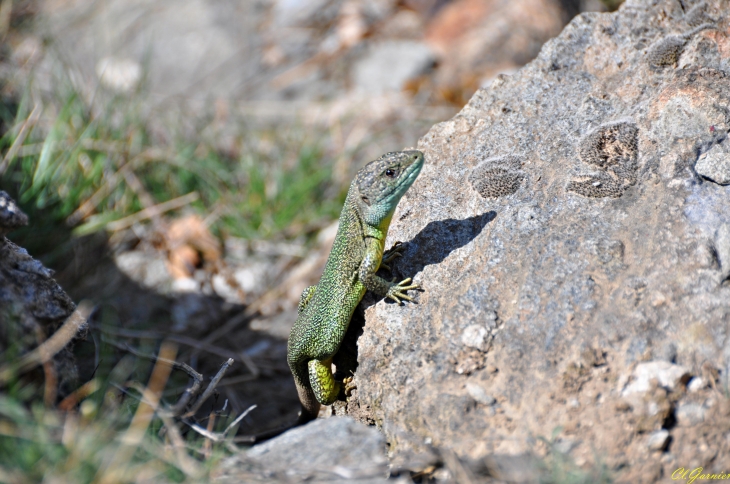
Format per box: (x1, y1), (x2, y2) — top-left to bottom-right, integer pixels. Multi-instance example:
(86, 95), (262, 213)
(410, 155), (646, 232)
(466, 382), (496, 406)
(687, 377), (705, 393)
(696, 144), (730, 185)
(647, 430), (670, 451)
(621, 361), (690, 397)
(676, 402), (705, 426)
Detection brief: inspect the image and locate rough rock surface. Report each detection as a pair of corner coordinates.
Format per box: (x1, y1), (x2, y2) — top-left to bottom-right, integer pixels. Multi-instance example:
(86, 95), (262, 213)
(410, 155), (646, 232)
(0, 192), (80, 399)
(344, 0), (730, 480)
(216, 417), (389, 483)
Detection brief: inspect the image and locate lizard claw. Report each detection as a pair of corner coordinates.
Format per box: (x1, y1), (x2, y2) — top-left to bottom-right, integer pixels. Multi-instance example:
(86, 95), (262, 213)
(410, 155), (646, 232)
(386, 277), (421, 304)
(343, 376), (357, 398)
(382, 242), (405, 270)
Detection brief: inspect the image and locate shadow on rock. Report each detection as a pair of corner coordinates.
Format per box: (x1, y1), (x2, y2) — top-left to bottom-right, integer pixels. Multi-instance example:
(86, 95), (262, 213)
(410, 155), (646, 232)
(399, 210), (496, 277)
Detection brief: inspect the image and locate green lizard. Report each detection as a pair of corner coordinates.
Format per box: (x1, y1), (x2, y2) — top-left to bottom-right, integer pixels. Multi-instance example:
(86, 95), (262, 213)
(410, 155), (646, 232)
(287, 150), (424, 423)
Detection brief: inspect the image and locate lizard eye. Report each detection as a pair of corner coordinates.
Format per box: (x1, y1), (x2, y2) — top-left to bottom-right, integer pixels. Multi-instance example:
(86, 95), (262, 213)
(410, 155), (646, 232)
(385, 169), (396, 178)
(362, 196), (370, 205)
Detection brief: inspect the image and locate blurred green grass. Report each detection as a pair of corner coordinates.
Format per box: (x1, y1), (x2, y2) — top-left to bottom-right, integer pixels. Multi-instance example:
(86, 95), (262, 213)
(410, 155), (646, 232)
(0, 349), (229, 483)
(0, 75), (346, 260)
(0, 68), (350, 482)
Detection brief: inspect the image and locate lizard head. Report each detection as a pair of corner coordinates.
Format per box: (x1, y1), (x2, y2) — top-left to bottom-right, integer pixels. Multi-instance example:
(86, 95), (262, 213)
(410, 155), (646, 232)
(354, 150), (424, 228)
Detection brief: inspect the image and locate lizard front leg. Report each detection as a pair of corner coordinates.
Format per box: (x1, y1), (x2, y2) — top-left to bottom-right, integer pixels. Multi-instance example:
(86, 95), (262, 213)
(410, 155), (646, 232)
(359, 238), (420, 304)
(380, 241), (404, 272)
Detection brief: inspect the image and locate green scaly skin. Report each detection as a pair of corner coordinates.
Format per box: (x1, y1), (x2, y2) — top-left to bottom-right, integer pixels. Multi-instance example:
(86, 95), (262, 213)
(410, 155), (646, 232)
(287, 150), (424, 423)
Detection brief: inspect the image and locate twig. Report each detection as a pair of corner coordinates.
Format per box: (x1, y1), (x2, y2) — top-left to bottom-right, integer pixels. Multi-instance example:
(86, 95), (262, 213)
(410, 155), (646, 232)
(182, 358), (234, 418)
(106, 340), (237, 419)
(42, 357), (57, 407)
(104, 339), (203, 383)
(223, 404), (257, 434)
(97, 326), (260, 380)
(100, 326), (236, 360)
(185, 404), (257, 442)
(0, 301), (92, 384)
(102, 338), (204, 417)
(105, 191), (200, 231)
(123, 169), (157, 210)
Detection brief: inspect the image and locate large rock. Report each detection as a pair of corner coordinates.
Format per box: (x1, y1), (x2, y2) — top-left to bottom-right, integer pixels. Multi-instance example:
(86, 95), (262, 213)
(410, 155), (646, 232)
(216, 417), (389, 482)
(347, 0), (730, 480)
(0, 192), (81, 400)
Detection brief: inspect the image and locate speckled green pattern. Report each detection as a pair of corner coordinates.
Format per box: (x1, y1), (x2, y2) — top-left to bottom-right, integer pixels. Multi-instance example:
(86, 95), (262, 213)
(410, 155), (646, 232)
(287, 150), (424, 422)
(308, 358), (339, 405)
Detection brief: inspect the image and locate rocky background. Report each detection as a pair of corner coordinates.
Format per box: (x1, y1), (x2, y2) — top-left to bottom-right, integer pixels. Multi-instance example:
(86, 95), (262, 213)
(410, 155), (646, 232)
(1, 0), (601, 440)
(340, 0), (730, 482)
(4, 0), (728, 482)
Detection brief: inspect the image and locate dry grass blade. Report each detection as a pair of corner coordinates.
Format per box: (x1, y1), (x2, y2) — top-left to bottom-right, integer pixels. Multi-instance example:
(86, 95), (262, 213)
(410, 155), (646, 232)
(96, 342), (177, 484)
(98, 326), (260, 378)
(114, 381), (203, 478)
(0, 0), (12, 42)
(202, 411), (216, 459)
(66, 147), (169, 226)
(105, 191), (200, 231)
(186, 404), (257, 443)
(0, 103), (42, 174)
(107, 340), (204, 383)
(102, 338), (206, 417)
(0, 300), (92, 384)
(41, 353), (57, 407)
(57, 378), (102, 411)
(156, 407), (203, 477)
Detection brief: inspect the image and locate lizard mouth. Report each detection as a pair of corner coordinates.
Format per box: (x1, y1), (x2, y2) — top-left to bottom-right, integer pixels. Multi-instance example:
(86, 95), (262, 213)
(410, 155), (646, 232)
(394, 154), (424, 194)
(380, 159), (422, 202)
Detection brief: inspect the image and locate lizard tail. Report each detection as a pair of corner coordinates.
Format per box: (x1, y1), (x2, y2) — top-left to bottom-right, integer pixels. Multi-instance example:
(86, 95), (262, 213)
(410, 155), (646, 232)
(233, 390), (319, 445)
(296, 383), (321, 423)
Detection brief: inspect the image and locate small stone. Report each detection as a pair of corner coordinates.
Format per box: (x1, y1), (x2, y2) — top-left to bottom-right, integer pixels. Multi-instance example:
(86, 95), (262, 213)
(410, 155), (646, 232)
(675, 402), (705, 426)
(621, 361), (691, 397)
(687, 377), (705, 393)
(647, 430), (670, 451)
(466, 382), (496, 406)
(651, 292), (667, 307)
(554, 438), (578, 454)
(461, 324), (490, 351)
(172, 277), (199, 293)
(96, 57), (142, 93)
(696, 144), (730, 185)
